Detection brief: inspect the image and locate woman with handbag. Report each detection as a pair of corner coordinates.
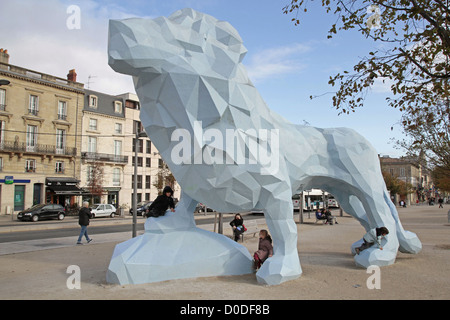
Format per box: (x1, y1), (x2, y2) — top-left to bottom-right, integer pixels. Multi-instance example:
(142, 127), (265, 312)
(229, 213), (245, 241)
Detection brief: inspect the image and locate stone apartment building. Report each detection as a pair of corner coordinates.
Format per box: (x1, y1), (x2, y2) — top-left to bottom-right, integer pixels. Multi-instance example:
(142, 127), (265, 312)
(80, 91), (180, 210)
(0, 48), (180, 216)
(79, 89), (127, 207)
(379, 155), (434, 205)
(0, 49), (84, 214)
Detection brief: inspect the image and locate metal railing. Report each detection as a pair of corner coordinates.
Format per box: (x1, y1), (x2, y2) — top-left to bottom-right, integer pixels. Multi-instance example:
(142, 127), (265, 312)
(81, 152), (128, 164)
(0, 140), (77, 156)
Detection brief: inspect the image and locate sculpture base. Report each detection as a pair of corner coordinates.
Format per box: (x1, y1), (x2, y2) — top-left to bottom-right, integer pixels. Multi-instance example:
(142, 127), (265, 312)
(350, 238), (397, 268)
(106, 225), (253, 285)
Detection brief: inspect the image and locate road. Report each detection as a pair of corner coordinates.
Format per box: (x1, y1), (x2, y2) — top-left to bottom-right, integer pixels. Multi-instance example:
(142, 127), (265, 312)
(0, 212), (265, 243)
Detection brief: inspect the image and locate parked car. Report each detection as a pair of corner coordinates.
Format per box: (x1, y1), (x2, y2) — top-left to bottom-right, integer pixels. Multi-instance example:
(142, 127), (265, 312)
(129, 201), (153, 217)
(195, 203), (214, 213)
(327, 198), (339, 208)
(17, 203), (65, 222)
(90, 204), (116, 218)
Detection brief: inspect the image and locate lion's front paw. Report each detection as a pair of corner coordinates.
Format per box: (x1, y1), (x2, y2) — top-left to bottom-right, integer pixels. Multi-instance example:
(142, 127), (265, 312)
(255, 254), (302, 285)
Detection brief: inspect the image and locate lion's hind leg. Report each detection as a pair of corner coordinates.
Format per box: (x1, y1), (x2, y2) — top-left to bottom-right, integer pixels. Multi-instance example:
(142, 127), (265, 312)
(383, 189), (422, 254)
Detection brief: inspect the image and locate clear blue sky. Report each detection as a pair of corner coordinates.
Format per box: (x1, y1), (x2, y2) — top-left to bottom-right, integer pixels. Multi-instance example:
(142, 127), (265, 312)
(0, 0), (405, 157)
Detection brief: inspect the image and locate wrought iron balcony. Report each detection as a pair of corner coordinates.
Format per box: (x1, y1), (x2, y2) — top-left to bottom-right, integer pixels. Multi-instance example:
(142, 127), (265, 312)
(81, 152), (128, 164)
(0, 140), (77, 157)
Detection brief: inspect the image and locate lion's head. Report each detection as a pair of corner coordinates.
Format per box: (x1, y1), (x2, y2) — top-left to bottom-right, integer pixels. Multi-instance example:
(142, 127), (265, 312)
(108, 8), (248, 79)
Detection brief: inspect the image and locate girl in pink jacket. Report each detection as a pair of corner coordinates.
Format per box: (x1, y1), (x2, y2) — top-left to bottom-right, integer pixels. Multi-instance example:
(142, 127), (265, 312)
(253, 229), (273, 270)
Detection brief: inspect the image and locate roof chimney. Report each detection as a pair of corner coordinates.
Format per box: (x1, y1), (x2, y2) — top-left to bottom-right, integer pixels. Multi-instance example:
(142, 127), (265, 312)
(67, 69), (77, 82)
(0, 49), (10, 64)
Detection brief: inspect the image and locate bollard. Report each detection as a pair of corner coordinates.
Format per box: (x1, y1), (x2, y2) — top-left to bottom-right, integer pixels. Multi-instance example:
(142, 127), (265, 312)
(448, 209), (450, 224)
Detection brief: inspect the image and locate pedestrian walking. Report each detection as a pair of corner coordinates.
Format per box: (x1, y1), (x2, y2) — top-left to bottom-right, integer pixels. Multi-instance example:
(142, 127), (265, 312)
(77, 201), (93, 245)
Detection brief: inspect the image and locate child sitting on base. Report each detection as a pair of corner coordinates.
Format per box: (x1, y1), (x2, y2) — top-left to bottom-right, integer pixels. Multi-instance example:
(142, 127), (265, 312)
(253, 229), (273, 270)
(355, 227), (389, 254)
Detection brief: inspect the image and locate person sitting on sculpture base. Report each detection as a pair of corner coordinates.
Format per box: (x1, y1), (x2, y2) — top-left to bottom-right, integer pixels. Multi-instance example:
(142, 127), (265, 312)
(316, 208), (336, 225)
(146, 186), (175, 217)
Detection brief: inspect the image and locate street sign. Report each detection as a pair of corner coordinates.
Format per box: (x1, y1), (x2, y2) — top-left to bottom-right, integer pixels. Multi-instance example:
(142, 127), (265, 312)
(5, 176), (13, 184)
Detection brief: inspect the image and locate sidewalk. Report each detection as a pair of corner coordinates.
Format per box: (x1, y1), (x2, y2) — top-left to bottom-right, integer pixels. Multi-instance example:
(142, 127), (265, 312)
(0, 210), (247, 255)
(0, 205), (448, 300)
(0, 210), (231, 234)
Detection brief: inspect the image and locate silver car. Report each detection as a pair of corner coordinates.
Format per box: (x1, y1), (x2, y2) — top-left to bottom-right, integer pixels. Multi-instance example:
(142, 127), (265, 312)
(90, 204), (116, 218)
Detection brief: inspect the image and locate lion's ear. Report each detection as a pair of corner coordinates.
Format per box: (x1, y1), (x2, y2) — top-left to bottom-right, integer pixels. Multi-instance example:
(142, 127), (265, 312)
(215, 21), (243, 46)
(215, 21), (247, 62)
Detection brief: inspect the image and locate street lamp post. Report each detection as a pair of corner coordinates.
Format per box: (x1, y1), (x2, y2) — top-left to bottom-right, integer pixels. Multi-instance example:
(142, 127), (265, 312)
(132, 130), (148, 238)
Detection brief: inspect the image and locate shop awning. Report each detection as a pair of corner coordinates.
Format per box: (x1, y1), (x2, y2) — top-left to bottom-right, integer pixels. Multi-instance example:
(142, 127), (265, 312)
(46, 185), (83, 195)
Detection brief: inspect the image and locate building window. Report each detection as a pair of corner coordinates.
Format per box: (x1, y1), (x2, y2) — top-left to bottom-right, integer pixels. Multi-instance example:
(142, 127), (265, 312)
(146, 158), (151, 167)
(145, 193), (150, 201)
(89, 95), (98, 108)
(25, 159), (36, 172)
(0, 120), (5, 145)
(26, 125), (38, 152)
(56, 129), (66, 154)
(133, 120), (143, 134)
(114, 101), (123, 114)
(58, 101), (67, 120)
(0, 88), (6, 111)
(131, 175), (143, 189)
(55, 161), (64, 173)
(0, 157), (3, 172)
(29, 95), (39, 116)
(125, 100), (139, 110)
(87, 166), (93, 181)
(88, 136), (97, 153)
(113, 168), (121, 186)
(146, 140), (152, 153)
(115, 123), (122, 134)
(132, 138), (144, 153)
(145, 175), (151, 189)
(114, 140), (122, 156)
(400, 168), (405, 177)
(89, 118), (97, 131)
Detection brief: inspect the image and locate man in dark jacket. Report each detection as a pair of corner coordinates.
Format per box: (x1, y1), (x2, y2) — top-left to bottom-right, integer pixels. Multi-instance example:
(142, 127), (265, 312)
(77, 201), (93, 244)
(146, 186), (175, 217)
